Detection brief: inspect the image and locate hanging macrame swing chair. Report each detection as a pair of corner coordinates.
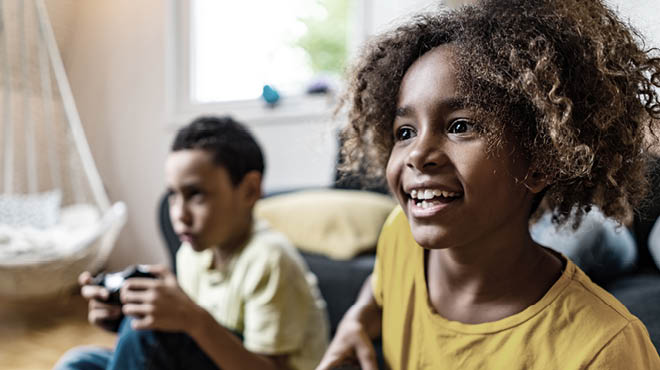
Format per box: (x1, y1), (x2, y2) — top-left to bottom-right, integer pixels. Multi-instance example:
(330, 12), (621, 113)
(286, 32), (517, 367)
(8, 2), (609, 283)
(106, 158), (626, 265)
(0, 0), (126, 300)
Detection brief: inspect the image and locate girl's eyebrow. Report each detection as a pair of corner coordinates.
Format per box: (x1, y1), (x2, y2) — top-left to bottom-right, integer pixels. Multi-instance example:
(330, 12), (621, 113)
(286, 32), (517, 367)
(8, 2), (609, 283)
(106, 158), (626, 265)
(395, 97), (468, 118)
(395, 106), (412, 117)
(444, 97), (467, 110)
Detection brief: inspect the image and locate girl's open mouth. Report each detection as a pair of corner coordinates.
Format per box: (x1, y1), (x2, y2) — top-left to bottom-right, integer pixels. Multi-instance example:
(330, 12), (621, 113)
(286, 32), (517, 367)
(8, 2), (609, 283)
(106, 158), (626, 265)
(406, 188), (463, 216)
(409, 188), (462, 208)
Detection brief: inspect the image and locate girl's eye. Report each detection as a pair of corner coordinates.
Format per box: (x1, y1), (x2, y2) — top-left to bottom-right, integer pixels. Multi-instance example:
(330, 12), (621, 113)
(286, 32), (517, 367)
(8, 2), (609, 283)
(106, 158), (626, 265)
(447, 119), (475, 134)
(395, 126), (416, 141)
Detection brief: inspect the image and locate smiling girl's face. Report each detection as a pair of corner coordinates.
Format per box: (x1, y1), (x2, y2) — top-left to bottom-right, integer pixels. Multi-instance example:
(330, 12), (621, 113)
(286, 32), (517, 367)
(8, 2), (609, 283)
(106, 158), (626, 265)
(386, 45), (541, 251)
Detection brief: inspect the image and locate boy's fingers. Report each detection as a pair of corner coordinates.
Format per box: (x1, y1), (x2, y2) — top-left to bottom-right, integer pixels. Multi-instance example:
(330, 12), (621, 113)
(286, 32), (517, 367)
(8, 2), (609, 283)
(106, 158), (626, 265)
(122, 303), (154, 317)
(129, 313), (154, 330)
(123, 278), (159, 290)
(81, 285), (109, 300)
(88, 305), (121, 324)
(89, 299), (116, 310)
(78, 271), (93, 285)
(145, 264), (170, 278)
(120, 287), (153, 304)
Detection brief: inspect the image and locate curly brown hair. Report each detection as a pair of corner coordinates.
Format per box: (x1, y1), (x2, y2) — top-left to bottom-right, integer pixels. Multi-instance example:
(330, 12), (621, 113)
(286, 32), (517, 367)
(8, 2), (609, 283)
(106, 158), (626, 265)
(338, 0), (660, 226)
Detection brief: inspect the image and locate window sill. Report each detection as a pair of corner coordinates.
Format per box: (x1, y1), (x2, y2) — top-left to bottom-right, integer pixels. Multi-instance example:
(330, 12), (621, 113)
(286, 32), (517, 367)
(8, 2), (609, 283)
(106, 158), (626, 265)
(165, 93), (339, 130)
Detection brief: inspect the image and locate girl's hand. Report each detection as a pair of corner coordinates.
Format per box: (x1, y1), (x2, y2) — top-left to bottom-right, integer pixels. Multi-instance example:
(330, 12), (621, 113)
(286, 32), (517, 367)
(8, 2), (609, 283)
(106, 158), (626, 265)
(316, 319), (378, 370)
(120, 264), (201, 332)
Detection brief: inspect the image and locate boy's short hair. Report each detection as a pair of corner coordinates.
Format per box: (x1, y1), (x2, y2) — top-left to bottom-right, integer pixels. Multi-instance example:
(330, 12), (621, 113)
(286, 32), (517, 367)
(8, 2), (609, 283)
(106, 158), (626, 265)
(172, 116), (265, 185)
(339, 0), (660, 226)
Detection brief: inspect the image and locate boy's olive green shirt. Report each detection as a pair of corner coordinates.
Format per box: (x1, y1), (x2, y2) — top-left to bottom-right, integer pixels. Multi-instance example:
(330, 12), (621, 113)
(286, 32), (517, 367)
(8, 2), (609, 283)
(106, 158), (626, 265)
(177, 220), (329, 370)
(372, 207), (660, 369)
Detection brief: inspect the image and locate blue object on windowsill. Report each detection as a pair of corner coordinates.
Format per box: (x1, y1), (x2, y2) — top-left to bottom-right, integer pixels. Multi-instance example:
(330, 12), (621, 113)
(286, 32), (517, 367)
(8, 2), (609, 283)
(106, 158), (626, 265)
(262, 85), (280, 107)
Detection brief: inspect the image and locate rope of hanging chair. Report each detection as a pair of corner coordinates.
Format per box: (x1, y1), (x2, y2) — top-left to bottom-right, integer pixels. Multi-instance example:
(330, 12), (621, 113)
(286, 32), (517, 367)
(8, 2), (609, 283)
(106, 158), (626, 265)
(0, 1), (127, 299)
(36, 0), (61, 192)
(20, 0), (39, 194)
(34, 0), (111, 210)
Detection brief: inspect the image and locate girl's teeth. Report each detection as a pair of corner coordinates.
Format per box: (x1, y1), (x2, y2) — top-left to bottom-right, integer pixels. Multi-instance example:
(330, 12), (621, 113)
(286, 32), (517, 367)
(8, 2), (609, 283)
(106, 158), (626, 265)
(409, 188), (461, 200)
(421, 200), (429, 209)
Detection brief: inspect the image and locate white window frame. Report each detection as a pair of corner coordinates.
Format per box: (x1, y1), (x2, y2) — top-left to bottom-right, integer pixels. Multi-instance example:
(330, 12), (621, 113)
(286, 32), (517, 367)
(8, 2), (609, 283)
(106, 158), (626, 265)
(165, 0), (379, 128)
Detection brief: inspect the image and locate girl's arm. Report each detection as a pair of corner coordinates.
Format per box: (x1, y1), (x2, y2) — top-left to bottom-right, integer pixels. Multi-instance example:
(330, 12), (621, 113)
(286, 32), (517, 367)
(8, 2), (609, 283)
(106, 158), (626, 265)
(316, 274), (382, 370)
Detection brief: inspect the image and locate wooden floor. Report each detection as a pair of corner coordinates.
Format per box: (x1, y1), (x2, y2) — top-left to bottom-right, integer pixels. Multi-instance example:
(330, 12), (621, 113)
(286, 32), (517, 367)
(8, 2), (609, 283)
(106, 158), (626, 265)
(0, 292), (116, 369)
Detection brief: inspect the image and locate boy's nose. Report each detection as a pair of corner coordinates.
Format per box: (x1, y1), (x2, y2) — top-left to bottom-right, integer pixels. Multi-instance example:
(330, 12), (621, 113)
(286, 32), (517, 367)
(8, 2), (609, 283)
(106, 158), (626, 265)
(170, 199), (193, 227)
(406, 132), (447, 172)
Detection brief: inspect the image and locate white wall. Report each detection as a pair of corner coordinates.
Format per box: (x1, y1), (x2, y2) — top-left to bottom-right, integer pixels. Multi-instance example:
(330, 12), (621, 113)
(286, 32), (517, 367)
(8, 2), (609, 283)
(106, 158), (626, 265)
(607, 0), (660, 49)
(62, 0), (171, 269)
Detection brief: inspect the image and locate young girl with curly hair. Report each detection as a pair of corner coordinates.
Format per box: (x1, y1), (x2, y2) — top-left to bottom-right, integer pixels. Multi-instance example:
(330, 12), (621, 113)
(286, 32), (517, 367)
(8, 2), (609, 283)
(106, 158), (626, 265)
(317, 0), (660, 369)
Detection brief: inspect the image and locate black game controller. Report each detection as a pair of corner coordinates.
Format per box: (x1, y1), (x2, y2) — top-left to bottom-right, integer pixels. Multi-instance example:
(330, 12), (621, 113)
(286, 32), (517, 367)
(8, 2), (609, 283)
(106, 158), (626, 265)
(91, 264), (156, 305)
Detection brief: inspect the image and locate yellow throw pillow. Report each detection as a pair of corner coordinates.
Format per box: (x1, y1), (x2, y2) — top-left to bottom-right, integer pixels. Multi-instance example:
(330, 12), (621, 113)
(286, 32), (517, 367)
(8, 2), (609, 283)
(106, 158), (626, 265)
(254, 189), (396, 260)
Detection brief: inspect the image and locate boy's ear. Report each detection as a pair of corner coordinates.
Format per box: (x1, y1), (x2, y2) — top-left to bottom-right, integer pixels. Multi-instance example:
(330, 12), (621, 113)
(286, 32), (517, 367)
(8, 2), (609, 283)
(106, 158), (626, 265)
(523, 171), (549, 194)
(239, 171), (262, 205)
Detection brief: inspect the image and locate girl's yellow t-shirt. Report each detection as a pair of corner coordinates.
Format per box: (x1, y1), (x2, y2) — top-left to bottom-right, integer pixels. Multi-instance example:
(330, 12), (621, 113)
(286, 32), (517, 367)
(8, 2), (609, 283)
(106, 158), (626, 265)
(372, 207), (660, 370)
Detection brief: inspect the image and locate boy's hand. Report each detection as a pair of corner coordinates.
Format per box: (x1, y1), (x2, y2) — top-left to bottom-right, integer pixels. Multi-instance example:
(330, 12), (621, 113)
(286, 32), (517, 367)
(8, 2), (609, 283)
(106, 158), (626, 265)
(316, 319), (378, 370)
(120, 264), (201, 332)
(79, 271), (123, 332)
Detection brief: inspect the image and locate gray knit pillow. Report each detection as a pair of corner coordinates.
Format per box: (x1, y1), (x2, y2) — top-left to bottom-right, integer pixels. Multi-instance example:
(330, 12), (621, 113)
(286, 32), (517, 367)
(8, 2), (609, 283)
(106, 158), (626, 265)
(0, 190), (61, 229)
(649, 218), (660, 270)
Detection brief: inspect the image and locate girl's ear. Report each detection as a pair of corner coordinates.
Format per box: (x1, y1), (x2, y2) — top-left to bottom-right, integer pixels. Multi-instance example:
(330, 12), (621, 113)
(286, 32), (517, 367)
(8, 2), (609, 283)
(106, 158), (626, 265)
(239, 171), (263, 206)
(523, 171), (548, 194)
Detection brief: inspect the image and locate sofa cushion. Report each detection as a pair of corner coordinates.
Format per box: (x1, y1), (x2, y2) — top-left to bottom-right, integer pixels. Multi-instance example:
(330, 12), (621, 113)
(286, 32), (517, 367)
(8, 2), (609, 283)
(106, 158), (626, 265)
(255, 189), (396, 260)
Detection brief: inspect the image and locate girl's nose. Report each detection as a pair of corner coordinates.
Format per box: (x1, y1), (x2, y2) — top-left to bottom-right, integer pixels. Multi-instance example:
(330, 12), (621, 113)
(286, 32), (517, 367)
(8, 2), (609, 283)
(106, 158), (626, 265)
(406, 131), (446, 171)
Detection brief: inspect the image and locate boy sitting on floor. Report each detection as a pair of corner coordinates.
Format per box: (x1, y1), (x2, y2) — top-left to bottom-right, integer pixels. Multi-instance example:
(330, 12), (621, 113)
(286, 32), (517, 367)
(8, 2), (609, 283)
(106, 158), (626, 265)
(56, 116), (329, 370)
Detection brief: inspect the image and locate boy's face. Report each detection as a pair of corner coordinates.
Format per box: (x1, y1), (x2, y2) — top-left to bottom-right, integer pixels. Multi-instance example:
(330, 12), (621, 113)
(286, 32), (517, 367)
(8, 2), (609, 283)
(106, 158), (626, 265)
(165, 149), (257, 252)
(386, 45), (539, 251)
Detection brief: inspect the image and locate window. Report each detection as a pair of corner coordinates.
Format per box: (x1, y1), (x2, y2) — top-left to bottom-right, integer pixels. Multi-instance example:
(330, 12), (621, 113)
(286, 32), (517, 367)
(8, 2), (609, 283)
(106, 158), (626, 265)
(170, 0), (362, 124)
(191, 0), (350, 103)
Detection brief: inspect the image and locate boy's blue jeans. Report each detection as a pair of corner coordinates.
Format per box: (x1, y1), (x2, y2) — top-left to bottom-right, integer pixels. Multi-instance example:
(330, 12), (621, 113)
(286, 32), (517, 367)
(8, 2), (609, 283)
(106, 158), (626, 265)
(54, 317), (221, 370)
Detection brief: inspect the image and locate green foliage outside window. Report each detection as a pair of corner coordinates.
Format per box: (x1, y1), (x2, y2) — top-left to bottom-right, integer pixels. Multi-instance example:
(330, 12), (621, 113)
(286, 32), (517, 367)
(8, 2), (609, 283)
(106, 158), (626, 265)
(294, 0), (350, 76)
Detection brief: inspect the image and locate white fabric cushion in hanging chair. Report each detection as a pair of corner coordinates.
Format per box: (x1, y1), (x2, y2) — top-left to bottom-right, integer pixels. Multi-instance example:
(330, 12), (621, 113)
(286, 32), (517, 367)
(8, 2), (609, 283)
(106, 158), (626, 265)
(0, 190), (61, 229)
(0, 202), (127, 300)
(0, 203), (100, 262)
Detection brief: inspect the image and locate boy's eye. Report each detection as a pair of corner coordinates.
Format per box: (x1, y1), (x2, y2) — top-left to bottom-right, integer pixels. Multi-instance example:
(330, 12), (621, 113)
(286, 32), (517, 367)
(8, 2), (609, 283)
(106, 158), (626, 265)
(181, 187), (204, 201)
(447, 119), (475, 134)
(395, 126), (416, 141)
